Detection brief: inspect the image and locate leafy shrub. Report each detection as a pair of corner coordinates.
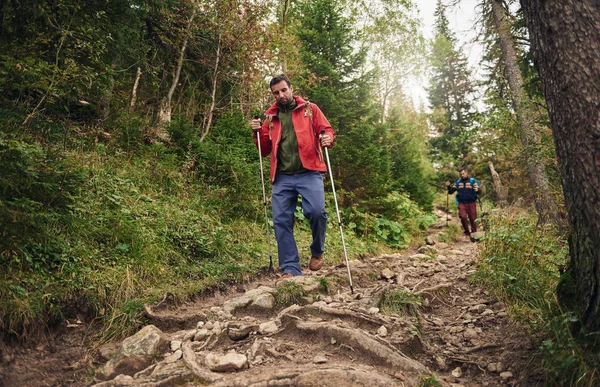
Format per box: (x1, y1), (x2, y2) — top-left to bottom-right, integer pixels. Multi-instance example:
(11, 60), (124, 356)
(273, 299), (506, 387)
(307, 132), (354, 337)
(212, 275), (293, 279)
(346, 191), (436, 247)
(0, 133), (85, 272)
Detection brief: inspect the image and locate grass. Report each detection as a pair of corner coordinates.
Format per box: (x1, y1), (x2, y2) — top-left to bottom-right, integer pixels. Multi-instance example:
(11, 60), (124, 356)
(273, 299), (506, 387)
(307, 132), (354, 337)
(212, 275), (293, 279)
(474, 207), (599, 386)
(276, 281), (306, 306)
(0, 126), (435, 342)
(420, 375), (442, 387)
(379, 288), (424, 316)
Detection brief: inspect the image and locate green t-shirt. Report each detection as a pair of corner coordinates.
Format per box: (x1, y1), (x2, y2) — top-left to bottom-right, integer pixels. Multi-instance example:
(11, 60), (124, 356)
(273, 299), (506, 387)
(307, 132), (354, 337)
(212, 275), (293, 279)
(277, 100), (308, 174)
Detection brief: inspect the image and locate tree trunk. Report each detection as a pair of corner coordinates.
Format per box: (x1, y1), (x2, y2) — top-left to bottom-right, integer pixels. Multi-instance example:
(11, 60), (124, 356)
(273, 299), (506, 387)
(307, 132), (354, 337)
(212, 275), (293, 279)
(200, 32), (222, 142)
(488, 162), (507, 206)
(281, 0), (292, 73)
(520, 0), (600, 330)
(130, 67), (142, 109)
(158, 8), (196, 129)
(490, 0), (559, 224)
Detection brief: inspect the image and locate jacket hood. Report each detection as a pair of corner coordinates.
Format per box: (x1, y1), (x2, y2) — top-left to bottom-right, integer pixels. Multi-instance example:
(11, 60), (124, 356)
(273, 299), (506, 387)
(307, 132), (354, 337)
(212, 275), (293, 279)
(265, 96), (308, 116)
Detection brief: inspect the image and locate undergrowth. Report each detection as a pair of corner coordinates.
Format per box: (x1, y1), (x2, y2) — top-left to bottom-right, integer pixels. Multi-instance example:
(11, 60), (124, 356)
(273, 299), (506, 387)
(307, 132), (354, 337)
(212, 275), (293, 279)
(0, 115), (436, 341)
(474, 208), (599, 386)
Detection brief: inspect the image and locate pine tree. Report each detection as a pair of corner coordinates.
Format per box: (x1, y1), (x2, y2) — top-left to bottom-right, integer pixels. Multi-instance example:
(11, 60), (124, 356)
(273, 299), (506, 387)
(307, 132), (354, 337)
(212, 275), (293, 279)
(427, 0), (478, 164)
(292, 0), (391, 203)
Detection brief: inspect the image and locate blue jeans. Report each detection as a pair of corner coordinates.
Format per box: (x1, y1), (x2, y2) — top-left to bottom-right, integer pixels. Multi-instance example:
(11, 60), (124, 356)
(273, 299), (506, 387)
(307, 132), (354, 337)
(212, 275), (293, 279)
(272, 171), (327, 276)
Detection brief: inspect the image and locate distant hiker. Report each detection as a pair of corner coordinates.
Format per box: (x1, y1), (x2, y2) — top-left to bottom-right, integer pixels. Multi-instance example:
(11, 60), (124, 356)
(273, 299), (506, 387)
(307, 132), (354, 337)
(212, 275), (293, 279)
(446, 167), (480, 239)
(251, 74), (335, 279)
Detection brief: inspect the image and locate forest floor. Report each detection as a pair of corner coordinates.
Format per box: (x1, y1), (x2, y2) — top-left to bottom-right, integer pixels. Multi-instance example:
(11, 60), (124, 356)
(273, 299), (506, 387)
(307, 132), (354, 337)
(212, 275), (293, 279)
(0, 208), (545, 387)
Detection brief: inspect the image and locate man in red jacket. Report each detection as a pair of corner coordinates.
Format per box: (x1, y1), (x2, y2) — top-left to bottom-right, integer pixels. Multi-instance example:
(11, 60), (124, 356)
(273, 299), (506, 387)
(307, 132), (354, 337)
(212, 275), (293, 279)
(251, 74), (335, 279)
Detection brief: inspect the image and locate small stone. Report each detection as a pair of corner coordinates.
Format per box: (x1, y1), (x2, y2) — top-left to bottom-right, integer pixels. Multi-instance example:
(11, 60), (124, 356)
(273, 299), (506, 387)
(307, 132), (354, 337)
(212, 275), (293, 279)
(196, 321), (205, 329)
(410, 253), (429, 260)
(227, 325), (253, 341)
(258, 320), (279, 335)
(451, 367), (462, 378)
(210, 306), (221, 313)
(205, 352), (248, 372)
(394, 372), (406, 381)
(313, 355), (328, 364)
(496, 362), (505, 372)
(499, 371), (513, 380)
(368, 307), (380, 315)
(193, 329), (210, 341)
(163, 349), (182, 363)
(481, 309), (494, 316)
(463, 328), (478, 340)
(487, 363), (497, 372)
(251, 293), (276, 311)
(426, 235), (438, 245)
(377, 326), (388, 337)
(468, 304), (486, 313)
(381, 268), (395, 280)
(434, 355), (447, 370)
(183, 329), (197, 342)
(170, 340), (182, 351)
(204, 321), (214, 330)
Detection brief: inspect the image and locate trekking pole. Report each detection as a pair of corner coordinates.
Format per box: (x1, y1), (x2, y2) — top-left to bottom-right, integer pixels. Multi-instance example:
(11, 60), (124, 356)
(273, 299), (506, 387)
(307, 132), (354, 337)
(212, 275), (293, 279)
(446, 191), (449, 228)
(321, 130), (354, 294)
(254, 117), (274, 274)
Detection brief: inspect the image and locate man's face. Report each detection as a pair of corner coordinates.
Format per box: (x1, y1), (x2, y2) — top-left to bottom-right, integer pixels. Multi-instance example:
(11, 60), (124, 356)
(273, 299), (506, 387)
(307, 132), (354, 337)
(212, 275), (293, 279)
(271, 80), (294, 106)
(459, 170), (468, 179)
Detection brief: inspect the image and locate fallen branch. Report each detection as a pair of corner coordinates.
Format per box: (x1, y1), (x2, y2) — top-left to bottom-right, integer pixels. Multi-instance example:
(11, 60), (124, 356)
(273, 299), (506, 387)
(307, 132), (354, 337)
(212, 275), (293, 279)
(414, 283), (452, 295)
(464, 343), (502, 353)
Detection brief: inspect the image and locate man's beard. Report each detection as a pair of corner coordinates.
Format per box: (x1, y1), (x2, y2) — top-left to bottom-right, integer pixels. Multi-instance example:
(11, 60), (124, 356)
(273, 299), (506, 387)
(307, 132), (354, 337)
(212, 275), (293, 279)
(277, 97), (293, 109)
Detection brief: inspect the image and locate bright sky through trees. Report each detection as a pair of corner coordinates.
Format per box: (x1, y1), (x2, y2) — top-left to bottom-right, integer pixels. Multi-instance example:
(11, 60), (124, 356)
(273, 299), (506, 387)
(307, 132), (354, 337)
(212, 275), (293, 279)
(409, 0), (483, 107)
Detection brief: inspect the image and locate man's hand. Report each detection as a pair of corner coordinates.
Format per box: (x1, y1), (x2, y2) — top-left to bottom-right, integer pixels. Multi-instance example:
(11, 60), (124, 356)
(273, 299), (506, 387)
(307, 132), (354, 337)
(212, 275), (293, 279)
(319, 134), (332, 148)
(473, 182), (479, 192)
(445, 181), (451, 187)
(251, 117), (262, 132)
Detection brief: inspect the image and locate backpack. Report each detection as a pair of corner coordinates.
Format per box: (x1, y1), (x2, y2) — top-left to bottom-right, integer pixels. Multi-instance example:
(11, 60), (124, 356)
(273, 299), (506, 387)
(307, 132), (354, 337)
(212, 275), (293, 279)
(455, 177), (479, 205)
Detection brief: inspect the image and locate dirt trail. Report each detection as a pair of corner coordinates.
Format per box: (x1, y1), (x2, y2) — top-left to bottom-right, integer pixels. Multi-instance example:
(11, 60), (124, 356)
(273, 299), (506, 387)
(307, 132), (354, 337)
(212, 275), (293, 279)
(0, 209), (543, 386)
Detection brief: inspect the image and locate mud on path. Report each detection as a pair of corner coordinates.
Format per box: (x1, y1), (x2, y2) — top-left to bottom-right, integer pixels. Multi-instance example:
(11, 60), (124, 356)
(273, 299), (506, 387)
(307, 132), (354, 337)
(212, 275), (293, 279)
(0, 209), (543, 386)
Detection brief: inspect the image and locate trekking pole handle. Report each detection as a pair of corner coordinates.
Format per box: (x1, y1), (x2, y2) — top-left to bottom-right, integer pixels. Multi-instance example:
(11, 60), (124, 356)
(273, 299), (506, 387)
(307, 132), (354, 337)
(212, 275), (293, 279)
(252, 115), (262, 132)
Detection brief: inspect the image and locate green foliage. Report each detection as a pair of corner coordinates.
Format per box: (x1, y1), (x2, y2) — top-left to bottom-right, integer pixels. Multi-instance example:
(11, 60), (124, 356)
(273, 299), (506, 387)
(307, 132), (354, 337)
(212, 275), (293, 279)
(192, 113), (264, 220)
(346, 191), (436, 248)
(420, 375), (442, 387)
(475, 209), (598, 386)
(0, 0), (462, 343)
(475, 210), (566, 317)
(386, 100), (435, 210)
(427, 0), (478, 164)
(0, 132), (85, 273)
(380, 288), (423, 316)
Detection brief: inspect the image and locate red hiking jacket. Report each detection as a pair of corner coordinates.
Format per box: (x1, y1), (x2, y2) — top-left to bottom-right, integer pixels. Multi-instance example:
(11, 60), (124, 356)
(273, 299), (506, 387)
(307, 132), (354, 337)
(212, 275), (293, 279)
(254, 96), (335, 182)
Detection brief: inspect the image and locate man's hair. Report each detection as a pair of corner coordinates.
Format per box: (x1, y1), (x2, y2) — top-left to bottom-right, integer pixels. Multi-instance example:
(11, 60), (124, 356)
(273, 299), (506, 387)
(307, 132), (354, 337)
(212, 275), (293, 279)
(270, 74), (292, 89)
(460, 167), (468, 173)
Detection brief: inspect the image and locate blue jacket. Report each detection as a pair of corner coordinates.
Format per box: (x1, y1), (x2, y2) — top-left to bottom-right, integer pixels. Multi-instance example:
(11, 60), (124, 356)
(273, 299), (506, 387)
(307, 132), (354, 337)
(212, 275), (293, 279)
(448, 177), (479, 204)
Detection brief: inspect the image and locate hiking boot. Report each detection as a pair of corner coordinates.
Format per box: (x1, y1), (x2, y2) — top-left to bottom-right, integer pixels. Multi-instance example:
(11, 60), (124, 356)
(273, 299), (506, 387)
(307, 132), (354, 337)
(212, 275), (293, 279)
(279, 272), (295, 280)
(309, 255), (323, 271)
